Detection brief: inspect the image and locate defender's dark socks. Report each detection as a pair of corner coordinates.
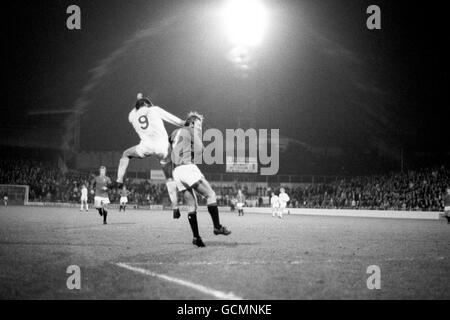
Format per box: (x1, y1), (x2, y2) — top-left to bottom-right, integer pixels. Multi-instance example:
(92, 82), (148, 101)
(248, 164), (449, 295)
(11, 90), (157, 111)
(207, 204), (220, 229)
(103, 209), (108, 223)
(188, 212), (200, 238)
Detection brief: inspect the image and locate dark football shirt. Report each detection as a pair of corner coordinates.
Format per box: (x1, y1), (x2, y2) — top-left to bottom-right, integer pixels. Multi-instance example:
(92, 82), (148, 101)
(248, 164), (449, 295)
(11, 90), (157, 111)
(91, 175), (111, 198)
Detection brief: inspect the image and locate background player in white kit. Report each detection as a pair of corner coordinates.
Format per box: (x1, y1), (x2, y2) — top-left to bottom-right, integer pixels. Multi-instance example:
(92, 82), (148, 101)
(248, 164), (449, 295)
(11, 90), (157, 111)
(116, 93), (185, 217)
(270, 192), (280, 218)
(3, 193), (8, 207)
(278, 188), (290, 218)
(236, 189), (245, 216)
(80, 184), (88, 212)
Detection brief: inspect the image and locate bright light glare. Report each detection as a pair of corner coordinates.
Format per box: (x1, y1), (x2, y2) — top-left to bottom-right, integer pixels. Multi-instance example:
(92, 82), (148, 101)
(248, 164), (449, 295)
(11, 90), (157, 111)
(221, 0), (268, 47)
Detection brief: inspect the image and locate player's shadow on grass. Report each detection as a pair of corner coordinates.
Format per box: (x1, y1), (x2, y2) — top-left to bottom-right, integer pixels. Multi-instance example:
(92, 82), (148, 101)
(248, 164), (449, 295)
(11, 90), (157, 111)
(168, 241), (260, 247)
(205, 241), (259, 247)
(58, 222), (138, 230)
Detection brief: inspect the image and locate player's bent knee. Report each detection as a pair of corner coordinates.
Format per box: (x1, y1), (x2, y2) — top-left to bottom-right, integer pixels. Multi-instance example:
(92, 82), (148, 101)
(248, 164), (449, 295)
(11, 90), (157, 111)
(120, 154), (130, 162)
(206, 191), (217, 206)
(186, 197), (198, 212)
(187, 205), (197, 212)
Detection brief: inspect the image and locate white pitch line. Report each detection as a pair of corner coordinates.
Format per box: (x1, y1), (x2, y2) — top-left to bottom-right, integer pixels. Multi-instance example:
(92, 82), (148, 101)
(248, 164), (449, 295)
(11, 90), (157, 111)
(127, 256), (447, 267)
(115, 262), (243, 300)
(130, 260), (306, 266)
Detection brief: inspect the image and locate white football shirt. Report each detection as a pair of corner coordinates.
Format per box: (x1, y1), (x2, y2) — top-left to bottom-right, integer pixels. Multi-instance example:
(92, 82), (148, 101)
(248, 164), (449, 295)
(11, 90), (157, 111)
(279, 192), (290, 204)
(271, 195), (280, 206)
(129, 106), (184, 143)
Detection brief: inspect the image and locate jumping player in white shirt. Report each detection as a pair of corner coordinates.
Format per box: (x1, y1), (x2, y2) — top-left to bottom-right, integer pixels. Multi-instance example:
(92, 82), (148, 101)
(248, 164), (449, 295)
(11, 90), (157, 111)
(270, 192), (280, 217)
(80, 184), (88, 212)
(278, 188), (290, 218)
(116, 93), (185, 218)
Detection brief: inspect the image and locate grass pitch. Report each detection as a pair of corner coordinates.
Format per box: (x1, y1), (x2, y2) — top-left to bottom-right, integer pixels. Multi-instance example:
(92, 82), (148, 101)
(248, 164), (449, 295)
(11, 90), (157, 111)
(0, 206), (448, 299)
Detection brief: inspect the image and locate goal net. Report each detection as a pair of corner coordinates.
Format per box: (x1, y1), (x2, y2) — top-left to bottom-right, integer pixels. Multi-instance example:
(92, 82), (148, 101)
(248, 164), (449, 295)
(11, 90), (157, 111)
(0, 184), (29, 205)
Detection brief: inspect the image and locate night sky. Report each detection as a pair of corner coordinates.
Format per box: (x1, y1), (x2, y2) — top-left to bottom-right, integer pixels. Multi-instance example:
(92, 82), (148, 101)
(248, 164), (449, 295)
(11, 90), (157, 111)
(2, 1), (448, 168)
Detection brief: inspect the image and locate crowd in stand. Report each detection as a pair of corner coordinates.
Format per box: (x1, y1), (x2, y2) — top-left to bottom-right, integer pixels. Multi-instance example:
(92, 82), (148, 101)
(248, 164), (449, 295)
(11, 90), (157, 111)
(0, 159), (165, 206)
(204, 167), (450, 211)
(0, 158), (448, 211)
(282, 166), (449, 211)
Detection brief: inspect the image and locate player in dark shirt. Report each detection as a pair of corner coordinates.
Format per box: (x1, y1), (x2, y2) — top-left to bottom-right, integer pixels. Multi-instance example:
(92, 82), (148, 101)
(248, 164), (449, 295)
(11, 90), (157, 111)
(170, 112), (231, 247)
(119, 186), (131, 212)
(91, 166), (112, 224)
(444, 187), (450, 224)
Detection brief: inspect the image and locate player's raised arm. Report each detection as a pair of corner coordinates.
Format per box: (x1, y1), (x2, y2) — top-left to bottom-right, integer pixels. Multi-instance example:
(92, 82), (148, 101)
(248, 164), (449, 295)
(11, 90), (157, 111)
(152, 106), (185, 127)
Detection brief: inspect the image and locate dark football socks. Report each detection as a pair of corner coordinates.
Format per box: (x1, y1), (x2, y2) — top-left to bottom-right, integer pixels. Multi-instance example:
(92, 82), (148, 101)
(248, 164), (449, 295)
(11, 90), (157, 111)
(188, 212), (200, 238)
(103, 209), (108, 224)
(207, 204), (221, 229)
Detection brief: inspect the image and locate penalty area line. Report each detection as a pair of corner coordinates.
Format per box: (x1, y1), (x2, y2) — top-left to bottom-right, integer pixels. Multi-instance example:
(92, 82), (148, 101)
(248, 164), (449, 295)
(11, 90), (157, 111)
(114, 262), (243, 300)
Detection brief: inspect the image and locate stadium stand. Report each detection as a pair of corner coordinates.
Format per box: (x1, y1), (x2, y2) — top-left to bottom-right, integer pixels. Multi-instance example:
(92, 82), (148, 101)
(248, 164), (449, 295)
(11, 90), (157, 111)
(282, 166), (449, 211)
(0, 158), (448, 211)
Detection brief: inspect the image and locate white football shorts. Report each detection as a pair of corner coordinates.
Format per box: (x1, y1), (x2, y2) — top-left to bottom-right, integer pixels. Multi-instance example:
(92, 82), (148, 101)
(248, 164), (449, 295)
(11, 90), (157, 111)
(94, 196), (110, 208)
(136, 139), (169, 159)
(173, 164), (205, 192)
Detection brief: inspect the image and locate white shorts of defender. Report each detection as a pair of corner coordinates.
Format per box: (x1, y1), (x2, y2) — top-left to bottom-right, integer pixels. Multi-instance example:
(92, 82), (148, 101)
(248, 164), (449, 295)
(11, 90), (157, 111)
(173, 164), (205, 192)
(272, 206), (280, 217)
(80, 196), (88, 202)
(120, 197), (128, 204)
(94, 196), (110, 208)
(237, 203), (244, 210)
(136, 139), (169, 159)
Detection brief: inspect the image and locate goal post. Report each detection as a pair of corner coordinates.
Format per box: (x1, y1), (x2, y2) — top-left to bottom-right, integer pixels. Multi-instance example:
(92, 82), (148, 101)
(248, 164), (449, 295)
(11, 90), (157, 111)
(0, 184), (29, 205)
